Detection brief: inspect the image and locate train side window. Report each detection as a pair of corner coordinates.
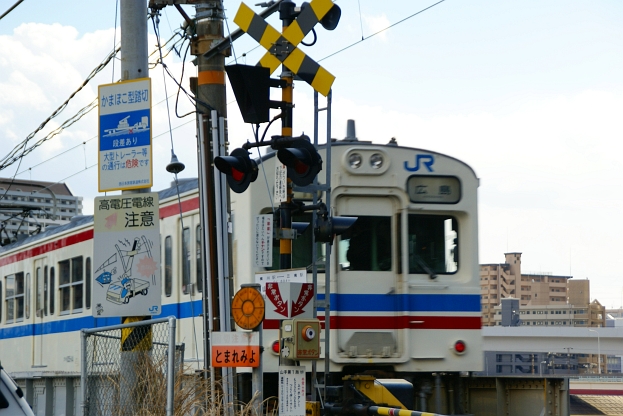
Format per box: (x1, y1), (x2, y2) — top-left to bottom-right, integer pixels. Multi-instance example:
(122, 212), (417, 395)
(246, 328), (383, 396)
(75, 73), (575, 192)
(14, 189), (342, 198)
(36, 267), (44, 315)
(59, 260), (70, 313)
(408, 215), (458, 275)
(25, 273), (30, 319)
(58, 257), (84, 314)
(49, 267), (55, 315)
(44, 266), (48, 316)
(164, 236), (172, 297)
(339, 216), (392, 271)
(72, 257), (83, 312)
(86, 257), (91, 310)
(182, 227), (191, 294)
(4, 273), (24, 323)
(196, 225), (203, 293)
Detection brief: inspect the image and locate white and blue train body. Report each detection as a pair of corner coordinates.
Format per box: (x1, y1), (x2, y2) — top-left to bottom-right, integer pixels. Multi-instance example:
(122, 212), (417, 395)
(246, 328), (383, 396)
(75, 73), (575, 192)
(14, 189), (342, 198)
(0, 138), (482, 406)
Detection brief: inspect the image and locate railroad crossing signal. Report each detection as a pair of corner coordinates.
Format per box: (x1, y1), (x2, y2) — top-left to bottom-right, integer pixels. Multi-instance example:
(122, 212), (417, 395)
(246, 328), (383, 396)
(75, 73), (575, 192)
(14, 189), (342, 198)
(214, 148), (258, 193)
(276, 135), (322, 186)
(234, 0), (340, 96)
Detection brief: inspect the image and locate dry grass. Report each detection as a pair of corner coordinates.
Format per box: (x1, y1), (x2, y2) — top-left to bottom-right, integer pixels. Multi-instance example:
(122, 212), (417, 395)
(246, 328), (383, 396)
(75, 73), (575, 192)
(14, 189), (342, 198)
(89, 353), (277, 416)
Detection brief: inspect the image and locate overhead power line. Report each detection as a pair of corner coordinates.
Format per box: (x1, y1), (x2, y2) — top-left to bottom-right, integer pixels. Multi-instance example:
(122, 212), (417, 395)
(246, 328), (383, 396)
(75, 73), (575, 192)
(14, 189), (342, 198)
(0, 46), (120, 172)
(319, 0), (447, 62)
(0, 0), (24, 21)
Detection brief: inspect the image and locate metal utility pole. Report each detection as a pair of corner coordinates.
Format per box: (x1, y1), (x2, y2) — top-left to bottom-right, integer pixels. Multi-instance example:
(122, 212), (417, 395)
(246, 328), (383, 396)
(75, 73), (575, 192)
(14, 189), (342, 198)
(278, 1), (295, 271)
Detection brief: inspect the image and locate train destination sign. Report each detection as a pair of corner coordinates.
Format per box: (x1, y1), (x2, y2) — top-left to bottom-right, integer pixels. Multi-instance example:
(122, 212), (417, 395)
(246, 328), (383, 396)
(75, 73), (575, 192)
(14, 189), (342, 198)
(407, 176), (461, 204)
(98, 78), (153, 192)
(92, 192), (161, 317)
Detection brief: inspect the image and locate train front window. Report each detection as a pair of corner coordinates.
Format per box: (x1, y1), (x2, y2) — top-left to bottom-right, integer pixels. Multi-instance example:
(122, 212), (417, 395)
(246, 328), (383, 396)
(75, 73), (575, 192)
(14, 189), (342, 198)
(339, 216), (392, 271)
(408, 215), (458, 275)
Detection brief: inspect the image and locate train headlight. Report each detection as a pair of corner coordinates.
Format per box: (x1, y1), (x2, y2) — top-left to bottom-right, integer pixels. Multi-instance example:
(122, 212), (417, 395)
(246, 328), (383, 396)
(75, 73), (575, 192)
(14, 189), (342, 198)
(452, 340), (467, 355)
(370, 153), (384, 169)
(348, 153), (362, 169)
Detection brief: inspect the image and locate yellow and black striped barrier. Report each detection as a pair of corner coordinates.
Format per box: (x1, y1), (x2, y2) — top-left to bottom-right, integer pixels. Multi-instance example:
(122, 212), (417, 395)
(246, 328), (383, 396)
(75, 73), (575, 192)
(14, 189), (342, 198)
(121, 316), (152, 352)
(233, 0), (336, 96)
(369, 406), (446, 416)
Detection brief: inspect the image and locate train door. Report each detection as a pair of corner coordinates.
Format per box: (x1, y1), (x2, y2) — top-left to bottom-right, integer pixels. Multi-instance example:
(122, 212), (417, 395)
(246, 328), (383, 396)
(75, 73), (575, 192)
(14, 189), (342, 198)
(335, 196), (403, 359)
(33, 258), (46, 367)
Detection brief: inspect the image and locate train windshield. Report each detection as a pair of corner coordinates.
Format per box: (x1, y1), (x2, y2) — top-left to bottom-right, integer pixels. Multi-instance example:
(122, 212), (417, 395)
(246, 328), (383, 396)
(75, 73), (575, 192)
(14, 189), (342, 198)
(339, 215), (392, 271)
(408, 214), (458, 275)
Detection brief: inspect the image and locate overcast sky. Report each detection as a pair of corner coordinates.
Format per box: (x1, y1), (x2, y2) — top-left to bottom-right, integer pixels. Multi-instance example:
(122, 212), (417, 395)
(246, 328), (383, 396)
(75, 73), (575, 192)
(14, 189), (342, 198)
(1, 1), (623, 307)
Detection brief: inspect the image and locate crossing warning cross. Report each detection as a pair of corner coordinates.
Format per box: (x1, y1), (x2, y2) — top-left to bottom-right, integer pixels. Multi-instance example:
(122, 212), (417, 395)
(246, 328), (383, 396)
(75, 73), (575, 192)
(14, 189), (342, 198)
(234, 0), (337, 96)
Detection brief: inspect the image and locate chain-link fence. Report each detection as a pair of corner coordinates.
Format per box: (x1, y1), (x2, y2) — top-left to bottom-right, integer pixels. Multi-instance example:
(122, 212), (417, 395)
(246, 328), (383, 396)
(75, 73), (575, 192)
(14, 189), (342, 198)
(81, 317), (180, 416)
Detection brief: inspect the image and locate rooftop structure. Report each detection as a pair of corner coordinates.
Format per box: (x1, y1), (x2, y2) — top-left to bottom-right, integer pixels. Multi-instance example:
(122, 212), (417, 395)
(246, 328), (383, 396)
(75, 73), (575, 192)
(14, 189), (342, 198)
(0, 177), (82, 245)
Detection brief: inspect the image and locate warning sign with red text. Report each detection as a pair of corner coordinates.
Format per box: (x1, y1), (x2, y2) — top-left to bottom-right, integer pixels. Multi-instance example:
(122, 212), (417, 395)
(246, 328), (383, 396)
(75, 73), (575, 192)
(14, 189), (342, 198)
(211, 332), (260, 368)
(265, 282), (314, 320)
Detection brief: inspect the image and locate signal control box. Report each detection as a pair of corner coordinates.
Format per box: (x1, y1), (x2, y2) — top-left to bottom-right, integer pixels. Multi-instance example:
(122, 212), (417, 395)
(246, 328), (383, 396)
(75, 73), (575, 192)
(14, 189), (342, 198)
(281, 319), (321, 360)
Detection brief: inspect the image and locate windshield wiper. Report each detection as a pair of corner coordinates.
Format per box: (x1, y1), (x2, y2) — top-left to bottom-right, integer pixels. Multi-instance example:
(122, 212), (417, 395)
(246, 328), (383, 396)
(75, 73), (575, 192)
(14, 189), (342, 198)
(413, 255), (437, 279)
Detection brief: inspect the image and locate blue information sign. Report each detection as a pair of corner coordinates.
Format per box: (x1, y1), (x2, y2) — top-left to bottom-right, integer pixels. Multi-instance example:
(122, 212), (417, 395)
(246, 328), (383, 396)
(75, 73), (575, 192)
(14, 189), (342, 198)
(98, 78), (152, 192)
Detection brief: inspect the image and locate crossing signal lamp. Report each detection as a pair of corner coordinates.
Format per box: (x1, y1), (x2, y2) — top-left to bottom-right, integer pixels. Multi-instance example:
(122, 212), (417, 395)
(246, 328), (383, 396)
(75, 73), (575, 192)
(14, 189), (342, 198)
(214, 148), (258, 193)
(277, 136), (322, 186)
(314, 203), (357, 243)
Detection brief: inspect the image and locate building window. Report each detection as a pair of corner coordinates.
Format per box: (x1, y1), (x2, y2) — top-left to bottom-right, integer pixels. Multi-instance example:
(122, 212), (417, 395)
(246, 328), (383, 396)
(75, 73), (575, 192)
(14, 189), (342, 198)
(164, 236), (172, 297)
(58, 256), (83, 314)
(5, 273), (24, 323)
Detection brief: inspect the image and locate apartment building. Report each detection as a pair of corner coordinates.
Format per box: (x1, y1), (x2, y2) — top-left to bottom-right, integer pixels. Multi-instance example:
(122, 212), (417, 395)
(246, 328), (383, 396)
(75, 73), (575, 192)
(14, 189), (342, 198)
(481, 252), (571, 326)
(0, 177), (82, 244)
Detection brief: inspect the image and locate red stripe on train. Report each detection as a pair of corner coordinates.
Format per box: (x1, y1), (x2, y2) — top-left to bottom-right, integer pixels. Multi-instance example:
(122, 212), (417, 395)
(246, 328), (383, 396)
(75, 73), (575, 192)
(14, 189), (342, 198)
(159, 197), (200, 219)
(0, 229), (94, 267)
(263, 315), (481, 330)
(0, 197), (201, 267)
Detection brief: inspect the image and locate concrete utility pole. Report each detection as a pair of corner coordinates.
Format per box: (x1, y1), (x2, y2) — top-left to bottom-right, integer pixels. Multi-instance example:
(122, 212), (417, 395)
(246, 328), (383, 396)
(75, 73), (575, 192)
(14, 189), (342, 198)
(191, 1), (235, 411)
(119, 1), (150, 415)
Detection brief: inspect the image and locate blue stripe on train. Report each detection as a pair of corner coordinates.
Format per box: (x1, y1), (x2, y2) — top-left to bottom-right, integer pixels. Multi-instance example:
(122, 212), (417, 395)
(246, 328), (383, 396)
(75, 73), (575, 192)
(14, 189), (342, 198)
(0, 294), (480, 339)
(316, 294), (481, 312)
(0, 299), (203, 340)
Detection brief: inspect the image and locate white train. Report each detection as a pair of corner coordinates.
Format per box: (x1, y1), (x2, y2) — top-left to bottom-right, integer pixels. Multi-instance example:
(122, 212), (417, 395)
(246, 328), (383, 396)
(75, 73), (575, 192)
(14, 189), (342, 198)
(0, 137), (482, 410)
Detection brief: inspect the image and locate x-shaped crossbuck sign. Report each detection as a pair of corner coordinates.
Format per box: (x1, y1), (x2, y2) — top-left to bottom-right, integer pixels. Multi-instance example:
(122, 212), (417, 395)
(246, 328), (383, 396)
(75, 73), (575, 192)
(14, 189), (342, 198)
(234, 0), (336, 96)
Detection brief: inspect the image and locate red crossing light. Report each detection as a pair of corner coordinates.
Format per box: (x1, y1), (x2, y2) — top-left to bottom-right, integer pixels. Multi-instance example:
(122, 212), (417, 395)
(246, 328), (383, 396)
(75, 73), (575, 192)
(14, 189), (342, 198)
(276, 136), (322, 186)
(214, 148), (258, 193)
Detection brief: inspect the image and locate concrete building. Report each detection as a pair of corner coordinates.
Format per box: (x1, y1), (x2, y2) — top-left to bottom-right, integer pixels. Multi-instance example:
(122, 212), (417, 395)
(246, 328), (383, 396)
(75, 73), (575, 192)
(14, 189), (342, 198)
(0, 177), (82, 244)
(480, 253), (604, 327)
(481, 252), (607, 374)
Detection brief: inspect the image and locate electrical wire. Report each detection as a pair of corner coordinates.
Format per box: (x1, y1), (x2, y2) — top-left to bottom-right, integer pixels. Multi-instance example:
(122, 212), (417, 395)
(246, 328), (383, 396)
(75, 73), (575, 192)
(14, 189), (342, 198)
(152, 9), (201, 369)
(320, 0), (447, 62)
(0, 0), (24, 21)
(0, 46), (120, 172)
